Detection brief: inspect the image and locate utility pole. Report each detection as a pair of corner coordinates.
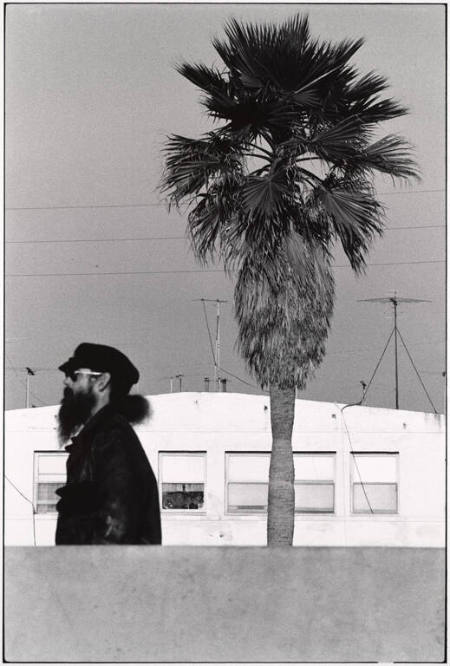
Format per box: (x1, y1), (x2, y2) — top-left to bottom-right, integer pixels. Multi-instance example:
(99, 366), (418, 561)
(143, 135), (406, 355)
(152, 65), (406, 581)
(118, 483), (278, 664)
(25, 367), (35, 409)
(194, 298), (228, 391)
(359, 293), (432, 410)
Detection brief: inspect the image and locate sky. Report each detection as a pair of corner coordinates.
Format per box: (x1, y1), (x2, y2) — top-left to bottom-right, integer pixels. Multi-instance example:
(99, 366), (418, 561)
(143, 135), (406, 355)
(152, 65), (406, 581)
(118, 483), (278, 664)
(5, 3), (446, 413)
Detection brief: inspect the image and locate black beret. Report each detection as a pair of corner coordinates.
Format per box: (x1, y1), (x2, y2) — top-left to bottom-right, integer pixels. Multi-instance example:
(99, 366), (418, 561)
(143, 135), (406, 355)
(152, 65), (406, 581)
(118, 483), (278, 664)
(58, 343), (139, 391)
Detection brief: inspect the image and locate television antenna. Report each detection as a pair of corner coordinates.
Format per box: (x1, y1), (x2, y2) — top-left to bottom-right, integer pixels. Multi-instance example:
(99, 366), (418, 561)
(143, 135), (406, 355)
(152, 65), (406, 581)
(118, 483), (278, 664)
(25, 367), (35, 409)
(358, 293), (437, 412)
(193, 298), (228, 391)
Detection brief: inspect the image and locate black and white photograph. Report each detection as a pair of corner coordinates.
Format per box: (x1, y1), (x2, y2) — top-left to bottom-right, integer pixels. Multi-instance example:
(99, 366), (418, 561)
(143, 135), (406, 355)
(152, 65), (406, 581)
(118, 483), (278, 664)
(4, 2), (446, 662)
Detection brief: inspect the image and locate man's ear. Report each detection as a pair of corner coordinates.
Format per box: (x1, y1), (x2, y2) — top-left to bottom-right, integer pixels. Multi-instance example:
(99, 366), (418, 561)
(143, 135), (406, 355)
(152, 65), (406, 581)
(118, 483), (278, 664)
(97, 372), (111, 392)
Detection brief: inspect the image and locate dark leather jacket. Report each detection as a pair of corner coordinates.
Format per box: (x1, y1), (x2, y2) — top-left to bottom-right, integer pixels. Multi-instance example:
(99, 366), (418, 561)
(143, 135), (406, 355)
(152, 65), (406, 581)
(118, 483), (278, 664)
(55, 404), (161, 545)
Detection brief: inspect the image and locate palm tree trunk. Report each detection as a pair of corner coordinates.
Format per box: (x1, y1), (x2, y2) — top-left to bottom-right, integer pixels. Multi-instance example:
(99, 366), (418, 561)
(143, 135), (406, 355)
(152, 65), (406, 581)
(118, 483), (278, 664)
(267, 384), (296, 546)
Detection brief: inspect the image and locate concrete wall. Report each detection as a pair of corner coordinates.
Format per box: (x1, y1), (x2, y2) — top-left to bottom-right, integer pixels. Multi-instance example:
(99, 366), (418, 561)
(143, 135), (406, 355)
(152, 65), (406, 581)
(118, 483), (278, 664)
(5, 394), (445, 547)
(5, 546), (445, 662)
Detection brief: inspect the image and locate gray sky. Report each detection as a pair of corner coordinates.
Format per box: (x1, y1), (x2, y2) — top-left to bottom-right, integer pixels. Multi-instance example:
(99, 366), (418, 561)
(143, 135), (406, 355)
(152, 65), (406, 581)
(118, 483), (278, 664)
(5, 3), (446, 412)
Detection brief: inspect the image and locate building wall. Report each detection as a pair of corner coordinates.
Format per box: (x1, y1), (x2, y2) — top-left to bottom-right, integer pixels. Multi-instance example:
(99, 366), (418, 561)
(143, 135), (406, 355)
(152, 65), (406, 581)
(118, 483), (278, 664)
(4, 393), (445, 547)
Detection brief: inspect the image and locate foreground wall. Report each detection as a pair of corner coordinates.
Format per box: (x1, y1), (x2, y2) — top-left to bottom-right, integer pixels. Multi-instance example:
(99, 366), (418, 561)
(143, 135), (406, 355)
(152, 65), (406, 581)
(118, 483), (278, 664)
(5, 546), (445, 662)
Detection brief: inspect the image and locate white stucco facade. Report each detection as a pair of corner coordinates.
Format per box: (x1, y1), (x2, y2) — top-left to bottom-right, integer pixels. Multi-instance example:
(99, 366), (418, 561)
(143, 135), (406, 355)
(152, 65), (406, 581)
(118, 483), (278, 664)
(4, 392), (445, 547)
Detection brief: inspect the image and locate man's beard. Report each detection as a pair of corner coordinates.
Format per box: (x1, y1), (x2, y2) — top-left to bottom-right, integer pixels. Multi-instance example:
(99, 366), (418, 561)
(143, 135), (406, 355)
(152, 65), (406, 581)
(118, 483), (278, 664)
(57, 386), (97, 445)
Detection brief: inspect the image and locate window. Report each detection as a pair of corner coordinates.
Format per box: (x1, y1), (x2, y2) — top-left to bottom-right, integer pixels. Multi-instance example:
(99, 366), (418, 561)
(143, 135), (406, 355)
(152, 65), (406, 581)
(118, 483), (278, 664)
(34, 452), (67, 514)
(226, 452), (336, 514)
(159, 452), (206, 511)
(351, 453), (398, 514)
(227, 453), (269, 512)
(294, 453), (335, 513)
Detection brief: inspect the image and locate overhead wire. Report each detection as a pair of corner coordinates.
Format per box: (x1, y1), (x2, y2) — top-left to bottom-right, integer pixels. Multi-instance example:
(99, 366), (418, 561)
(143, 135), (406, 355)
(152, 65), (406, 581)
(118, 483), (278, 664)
(4, 188), (445, 211)
(217, 364), (266, 392)
(332, 326), (396, 515)
(5, 476), (34, 508)
(5, 224), (445, 245)
(337, 404), (374, 514)
(5, 476), (37, 545)
(5, 258), (445, 278)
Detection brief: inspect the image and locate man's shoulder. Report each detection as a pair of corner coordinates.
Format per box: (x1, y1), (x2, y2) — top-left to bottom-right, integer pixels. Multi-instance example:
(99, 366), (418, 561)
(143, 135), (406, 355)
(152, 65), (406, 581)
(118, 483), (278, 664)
(96, 410), (135, 435)
(87, 408), (136, 445)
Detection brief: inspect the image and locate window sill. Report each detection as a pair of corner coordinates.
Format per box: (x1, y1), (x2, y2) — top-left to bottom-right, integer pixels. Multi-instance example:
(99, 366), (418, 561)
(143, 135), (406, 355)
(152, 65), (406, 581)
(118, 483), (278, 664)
(162, 510), (208, 517)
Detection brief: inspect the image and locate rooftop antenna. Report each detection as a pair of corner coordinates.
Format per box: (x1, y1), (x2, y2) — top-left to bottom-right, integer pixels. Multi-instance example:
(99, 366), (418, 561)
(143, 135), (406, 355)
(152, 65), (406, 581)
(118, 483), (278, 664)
(175, 373), (184, 392)
(194, 298), (228, 391)
(358, 293), (437, 412)
(25, 367), (35, 409)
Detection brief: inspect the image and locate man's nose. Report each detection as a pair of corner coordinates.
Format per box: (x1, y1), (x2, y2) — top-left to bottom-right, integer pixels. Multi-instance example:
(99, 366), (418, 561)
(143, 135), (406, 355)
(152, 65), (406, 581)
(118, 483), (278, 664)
(63, 376), (71, 387)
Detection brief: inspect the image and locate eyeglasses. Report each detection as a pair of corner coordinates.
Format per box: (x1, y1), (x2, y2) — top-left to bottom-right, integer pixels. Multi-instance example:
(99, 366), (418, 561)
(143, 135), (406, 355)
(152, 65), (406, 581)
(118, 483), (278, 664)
(65, 370), (103, 382)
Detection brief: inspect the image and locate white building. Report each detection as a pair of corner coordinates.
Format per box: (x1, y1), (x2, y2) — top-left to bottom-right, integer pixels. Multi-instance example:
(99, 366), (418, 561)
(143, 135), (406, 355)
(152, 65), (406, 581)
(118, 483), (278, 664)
(4, 392), (445, 547)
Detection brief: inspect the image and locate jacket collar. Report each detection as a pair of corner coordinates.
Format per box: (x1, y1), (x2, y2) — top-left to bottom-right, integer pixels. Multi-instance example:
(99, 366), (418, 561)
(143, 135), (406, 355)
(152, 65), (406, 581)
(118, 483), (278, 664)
(66, 403), (116, 450)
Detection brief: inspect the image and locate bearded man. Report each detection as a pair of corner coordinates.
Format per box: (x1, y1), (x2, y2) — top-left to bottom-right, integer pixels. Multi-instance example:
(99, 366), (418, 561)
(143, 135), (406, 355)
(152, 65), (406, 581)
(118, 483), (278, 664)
(55, 343), (162, 545)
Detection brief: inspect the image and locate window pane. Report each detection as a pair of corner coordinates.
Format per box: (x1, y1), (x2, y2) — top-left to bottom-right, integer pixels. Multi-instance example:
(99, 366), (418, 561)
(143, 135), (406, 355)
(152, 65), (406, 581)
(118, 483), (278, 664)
(160, 454), (204, 483)
(294, 454), (335, 480)
(36, 503), (58, 514)
(228, 483), (268, 511)
(228, 454), (270, 482)
(295, 482), (334, 512)
(353, 483), (398, 513)
(38, 454), (67, 475)
(37, 482), (62, 502)
(352, 454), (397, 482)
(36, 482), (62, 513)
(162, 483), (204, 510)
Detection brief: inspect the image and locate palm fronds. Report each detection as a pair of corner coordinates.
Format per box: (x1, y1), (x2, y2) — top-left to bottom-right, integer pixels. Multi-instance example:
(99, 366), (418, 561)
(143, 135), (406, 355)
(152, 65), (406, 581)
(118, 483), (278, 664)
(161, 12), (418, 389)
(317, 184), (383, 272)
(356, 135), (420, 180)
(162, 133), (242, 202)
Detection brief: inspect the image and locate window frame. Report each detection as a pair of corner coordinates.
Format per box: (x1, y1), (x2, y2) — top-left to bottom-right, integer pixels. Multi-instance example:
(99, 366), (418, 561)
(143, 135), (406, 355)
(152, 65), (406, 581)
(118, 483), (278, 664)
(225, 451), (337, 515)
(33, 450), (68, 515)
(350, 452), (399, 515)
(293, 452), (336, 514)
(225, 451), (270, 515)
(158, 451), (207, 514)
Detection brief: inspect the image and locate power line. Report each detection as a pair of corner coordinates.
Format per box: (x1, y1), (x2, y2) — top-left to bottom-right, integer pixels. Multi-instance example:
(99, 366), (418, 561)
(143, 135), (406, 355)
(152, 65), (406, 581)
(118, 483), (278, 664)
(6, 367), (58, 372)
(5, 188), (444, 211)
(5, 476), (35, 508)
(378, 188), (444, 196)
(6, 202), (166, 211)
(5, 224), (444, 245)
(386, 224), (444, 230)
(5, 259), (445, 278)
(337, 405), (374, 514)
(355, 260), (444, 267)
(6, 236), (186, 244)
(217, 365), (265, 392)
(6, 268), (224, 277)
(5, 477), (37, 546)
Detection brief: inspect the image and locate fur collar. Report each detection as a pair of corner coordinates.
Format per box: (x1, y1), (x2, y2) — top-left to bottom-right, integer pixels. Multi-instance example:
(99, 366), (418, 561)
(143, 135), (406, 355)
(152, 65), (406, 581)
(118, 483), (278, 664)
(112, 394), (151, 425)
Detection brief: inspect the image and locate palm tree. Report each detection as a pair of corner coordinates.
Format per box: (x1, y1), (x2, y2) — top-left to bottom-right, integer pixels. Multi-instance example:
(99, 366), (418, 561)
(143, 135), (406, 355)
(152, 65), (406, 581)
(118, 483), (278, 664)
(161, 14), (418, 545)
